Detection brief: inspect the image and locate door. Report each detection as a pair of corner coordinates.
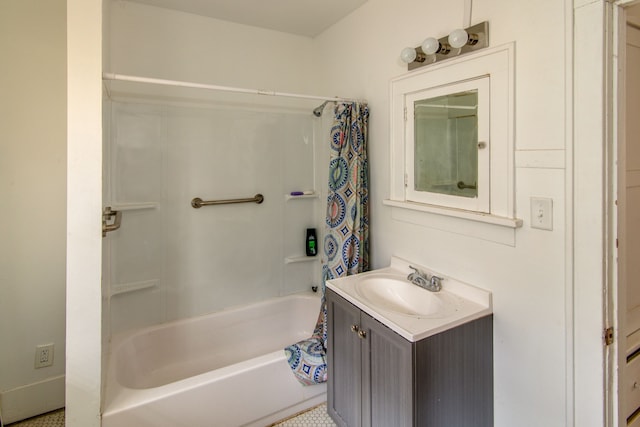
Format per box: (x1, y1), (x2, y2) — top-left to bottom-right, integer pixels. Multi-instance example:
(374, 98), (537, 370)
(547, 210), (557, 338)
(327, 290), (363, 427)
(619, 6), (640, 425)
(623, 19), (640, 353)
(327, 289), (413, 427)
(361, 312), (413, 427)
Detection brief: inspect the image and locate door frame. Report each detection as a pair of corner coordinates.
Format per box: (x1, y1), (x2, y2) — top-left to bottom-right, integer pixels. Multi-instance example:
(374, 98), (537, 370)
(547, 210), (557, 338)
(66, 0), (103, 426)
(572, 1), (639, 426)
(605, 1), (640, 426)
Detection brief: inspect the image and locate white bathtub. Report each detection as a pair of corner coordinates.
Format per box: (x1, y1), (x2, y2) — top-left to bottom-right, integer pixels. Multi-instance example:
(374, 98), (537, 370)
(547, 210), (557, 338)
(102, 292), (327, 427)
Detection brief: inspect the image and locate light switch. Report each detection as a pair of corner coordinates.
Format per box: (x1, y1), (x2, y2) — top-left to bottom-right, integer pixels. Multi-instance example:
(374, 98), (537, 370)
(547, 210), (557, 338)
(530, 197), (553, 230)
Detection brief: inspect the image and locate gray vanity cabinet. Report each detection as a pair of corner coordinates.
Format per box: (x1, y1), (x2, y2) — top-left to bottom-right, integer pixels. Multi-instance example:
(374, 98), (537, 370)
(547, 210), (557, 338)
(326, 288), (493, 427)
(327, 288), (366, 427)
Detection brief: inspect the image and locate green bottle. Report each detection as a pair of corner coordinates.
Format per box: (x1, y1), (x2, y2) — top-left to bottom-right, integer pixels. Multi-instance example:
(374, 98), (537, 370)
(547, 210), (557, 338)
(306, 228), (317, 256)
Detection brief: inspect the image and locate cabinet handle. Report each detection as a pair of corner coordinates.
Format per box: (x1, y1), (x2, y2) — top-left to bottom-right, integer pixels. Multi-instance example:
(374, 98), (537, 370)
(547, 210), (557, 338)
(351, 324), (359, 333)
(358, 330), (367, 339)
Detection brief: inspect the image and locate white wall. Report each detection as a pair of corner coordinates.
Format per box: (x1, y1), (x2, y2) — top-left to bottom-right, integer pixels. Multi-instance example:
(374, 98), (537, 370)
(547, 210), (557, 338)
(0, 1), (67, 423)
(108, 1), (318, 94)
(313, 0), (573, 426)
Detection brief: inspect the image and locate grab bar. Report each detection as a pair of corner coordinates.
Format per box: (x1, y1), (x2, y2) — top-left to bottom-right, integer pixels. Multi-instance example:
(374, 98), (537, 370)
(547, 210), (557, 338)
(191, 194), (264, 209)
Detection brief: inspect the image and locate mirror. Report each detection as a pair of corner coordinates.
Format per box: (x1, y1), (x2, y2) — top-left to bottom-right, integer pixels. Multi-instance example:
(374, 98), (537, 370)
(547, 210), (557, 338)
(404, 76), (489, 212)
(414, 90), (479, 199)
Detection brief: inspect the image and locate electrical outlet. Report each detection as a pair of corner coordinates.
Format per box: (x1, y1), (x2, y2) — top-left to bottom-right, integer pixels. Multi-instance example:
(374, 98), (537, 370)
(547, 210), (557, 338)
(34, 343), (54, 368)
(530, 197), (553, 231)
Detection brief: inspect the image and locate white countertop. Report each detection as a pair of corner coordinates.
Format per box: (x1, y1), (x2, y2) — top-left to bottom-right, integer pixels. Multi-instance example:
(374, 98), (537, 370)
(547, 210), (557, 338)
(326, 256), (493, 342)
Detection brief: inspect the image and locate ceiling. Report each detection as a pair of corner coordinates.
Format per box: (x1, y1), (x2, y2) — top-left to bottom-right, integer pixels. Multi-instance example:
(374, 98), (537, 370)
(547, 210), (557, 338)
(126, 0), (368, 38)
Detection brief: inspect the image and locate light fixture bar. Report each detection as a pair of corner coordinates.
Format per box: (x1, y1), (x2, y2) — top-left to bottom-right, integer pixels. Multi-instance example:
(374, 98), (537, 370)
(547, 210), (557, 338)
(407, 21), (489, 71)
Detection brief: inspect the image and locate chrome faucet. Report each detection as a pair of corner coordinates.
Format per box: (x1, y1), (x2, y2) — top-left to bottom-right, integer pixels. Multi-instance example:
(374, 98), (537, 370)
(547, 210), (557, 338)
(407, 266), (443, 292)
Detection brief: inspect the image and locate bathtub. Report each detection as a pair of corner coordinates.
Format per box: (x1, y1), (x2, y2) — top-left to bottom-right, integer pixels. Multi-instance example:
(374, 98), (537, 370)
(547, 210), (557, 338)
(102, 292), (327, 427)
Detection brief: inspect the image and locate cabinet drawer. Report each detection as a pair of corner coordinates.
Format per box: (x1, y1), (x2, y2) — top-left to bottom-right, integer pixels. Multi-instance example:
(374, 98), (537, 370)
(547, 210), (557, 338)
(626, 354), (640, 419)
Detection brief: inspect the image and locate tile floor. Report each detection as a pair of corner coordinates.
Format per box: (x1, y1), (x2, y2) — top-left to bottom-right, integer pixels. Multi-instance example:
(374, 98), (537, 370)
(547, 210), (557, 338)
(5, 403), (336, 427)
(5, 409), (64, 427)
(271, 403), (336, 427)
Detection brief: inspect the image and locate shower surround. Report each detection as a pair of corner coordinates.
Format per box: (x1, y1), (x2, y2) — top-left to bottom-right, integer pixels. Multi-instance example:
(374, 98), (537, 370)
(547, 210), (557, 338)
(104, 97), (325, 334)
(101, 91), (330, 423)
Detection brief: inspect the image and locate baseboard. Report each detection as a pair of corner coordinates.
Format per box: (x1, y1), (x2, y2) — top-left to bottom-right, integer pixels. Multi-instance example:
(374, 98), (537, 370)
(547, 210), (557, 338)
(0, 375), (65, 424)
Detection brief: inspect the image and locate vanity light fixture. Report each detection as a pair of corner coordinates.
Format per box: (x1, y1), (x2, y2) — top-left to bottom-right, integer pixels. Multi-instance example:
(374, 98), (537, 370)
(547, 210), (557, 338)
(400, 47), (425, 64)
(421, 37), (450, 56)
(400, 21), (489, 71)
(448, 28), (481, 49)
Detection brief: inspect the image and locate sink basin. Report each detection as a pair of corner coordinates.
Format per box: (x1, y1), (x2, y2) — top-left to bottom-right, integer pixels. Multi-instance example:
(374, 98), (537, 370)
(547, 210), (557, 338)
(326, 257), (493, 341)
(354, 275), (460, 319)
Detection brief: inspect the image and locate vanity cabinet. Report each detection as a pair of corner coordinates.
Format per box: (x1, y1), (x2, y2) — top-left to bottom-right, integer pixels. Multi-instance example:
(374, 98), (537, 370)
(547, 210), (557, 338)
(326, 288), (493, 427)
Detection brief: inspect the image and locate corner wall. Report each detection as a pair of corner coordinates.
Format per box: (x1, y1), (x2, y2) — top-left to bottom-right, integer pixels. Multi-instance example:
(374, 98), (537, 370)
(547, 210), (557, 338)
(0, 1), (67, 423)
(313, 0), (576, 425)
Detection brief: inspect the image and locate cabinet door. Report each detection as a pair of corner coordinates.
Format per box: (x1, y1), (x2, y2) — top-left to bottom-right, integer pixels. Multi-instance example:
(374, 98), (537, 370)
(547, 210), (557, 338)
(327, 290), (363, 427)
(414, 315), (493, 426)
(361, 312), (413, 427)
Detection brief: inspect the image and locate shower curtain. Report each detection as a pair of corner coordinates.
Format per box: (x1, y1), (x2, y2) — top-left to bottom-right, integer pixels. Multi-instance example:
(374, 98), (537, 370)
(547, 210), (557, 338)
(285, 102), (369, 385)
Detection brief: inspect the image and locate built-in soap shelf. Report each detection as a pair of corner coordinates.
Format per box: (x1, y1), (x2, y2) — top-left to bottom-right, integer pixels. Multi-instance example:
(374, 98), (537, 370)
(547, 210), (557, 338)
(284, 192), (318, 201)
(284, 255), (318, 264)
(110, 202), (158, 211)
(284, 191), (319, 264)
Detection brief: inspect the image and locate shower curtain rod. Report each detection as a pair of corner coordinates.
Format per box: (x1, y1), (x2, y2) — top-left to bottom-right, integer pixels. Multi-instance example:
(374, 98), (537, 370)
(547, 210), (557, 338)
(102, 73), (364, 104)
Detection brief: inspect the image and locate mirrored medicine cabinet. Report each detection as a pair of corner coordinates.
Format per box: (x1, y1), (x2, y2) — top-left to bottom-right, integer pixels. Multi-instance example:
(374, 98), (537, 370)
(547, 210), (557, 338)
(413, 89), (480, 199)
(385, 42), (521, 229)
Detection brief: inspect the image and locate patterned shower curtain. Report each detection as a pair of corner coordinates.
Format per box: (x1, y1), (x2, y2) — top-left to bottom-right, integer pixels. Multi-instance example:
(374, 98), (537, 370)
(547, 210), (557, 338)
(285, 102), (369, 385)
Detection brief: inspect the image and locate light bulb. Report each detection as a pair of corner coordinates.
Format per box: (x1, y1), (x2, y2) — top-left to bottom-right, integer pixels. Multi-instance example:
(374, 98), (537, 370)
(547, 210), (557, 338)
(421, 37), (440, 55)
(448, 29), (469, 49)
(400, 47), (417, 63)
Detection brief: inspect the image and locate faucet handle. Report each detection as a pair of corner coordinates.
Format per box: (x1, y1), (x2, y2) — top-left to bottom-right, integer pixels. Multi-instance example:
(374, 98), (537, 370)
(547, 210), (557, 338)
(430, 275), (443, 289)
(407, 265), (422, 280)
